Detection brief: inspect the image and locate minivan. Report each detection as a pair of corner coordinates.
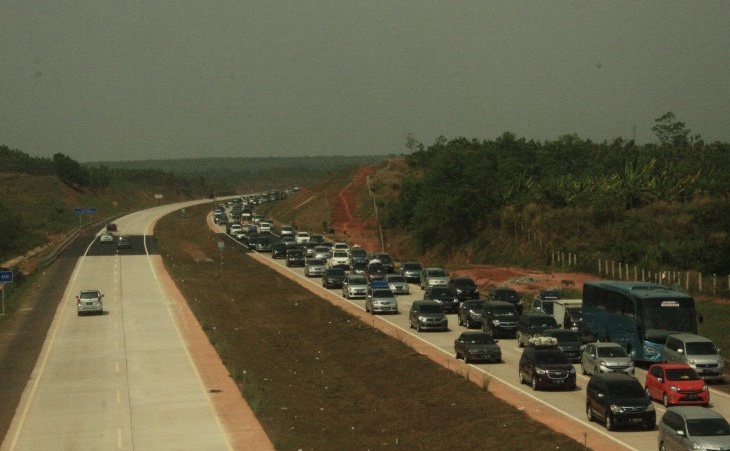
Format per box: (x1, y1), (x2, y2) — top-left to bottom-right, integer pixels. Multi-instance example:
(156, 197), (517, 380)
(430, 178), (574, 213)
(409, 300), (448, 332)
(482, 301), (519, 338)
(663, 334), (725, 382)
(658, 406), (730, 451)
(516, 312), (559, 347)
(586, 373), (655, 431)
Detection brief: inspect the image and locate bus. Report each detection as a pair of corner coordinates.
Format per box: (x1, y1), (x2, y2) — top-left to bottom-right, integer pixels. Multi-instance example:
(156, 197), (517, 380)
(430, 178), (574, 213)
(582, 281), (698, 363)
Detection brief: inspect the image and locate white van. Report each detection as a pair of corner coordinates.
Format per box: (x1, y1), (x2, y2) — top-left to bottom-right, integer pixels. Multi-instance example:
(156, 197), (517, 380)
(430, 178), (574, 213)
(663, 333), (725, 382)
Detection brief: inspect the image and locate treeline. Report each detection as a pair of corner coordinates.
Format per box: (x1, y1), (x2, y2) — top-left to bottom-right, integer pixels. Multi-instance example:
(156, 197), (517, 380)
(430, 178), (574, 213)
(386, 114), (730, 275)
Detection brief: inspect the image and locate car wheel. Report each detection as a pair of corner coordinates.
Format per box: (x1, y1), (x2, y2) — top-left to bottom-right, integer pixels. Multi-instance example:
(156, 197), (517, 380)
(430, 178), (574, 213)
(519, 370), (526, 385)
(517, 332), (524, 347)
(465, 317), (471, 329)
(464, 354), (470, 364)
(645, 387), (652, 401)
(457, 315), (463, 326)
(408, 318), (414, 329)
(416, 322), (422, 332)
(531, 375), (538, 391)
(605, 414), (614, 431)
(581, 362), (588, 375)
(663, 393), (670, 407)
(586, 404), (594, 422)
(659, 442), (666, 451)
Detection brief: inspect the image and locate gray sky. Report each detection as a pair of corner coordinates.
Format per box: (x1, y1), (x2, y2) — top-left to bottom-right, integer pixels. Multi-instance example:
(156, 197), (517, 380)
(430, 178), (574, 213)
(2, 1), (729, 162)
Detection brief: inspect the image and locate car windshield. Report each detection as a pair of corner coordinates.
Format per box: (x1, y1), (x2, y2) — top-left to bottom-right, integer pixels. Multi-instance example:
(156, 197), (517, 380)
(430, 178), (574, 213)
(429, 269), (447, 277)
(685, 342), (718, 355)
(388, 276), (406, 283)
(607, 382), (645, 398)
(327, 269), (345, 275)
(430, 288), (453, 295)
(463, 334), (495, 344)
(687, 418), (730, 437)
(467, 302), (486, 312)
(665, 368), (701, 381)
(373, 290), (394, 298)
(597, 346), (628, 358)
(80, 292), (99, 299)
(531, 318), (557, 328)
(403, 263), (421, 270)
(534, 351), (569, 365)
(349, 277), (367, 284)
(419, 305), (443, 314)
(454, 278), (475, 287)
(308, 259), (325, 266)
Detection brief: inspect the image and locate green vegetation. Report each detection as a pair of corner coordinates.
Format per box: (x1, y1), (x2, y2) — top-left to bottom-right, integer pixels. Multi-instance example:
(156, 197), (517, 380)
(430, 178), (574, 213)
(379, 115), (730, 292)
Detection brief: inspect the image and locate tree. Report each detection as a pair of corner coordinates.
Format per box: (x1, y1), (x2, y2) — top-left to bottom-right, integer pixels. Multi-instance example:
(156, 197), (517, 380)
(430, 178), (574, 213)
(651, 112), (691, 147)
(53, 153), (89, 187)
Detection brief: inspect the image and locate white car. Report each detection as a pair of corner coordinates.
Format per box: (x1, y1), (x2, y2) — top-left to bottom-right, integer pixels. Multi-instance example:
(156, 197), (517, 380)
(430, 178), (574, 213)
(295, 231), (310, 245)
(386, 274), (410, 295)
(76, 289), (104, 316)
(258, 221), (272, 233)
(99, 232), (114, 243)
(332, 242), (349, 252)
(328, 250), (350, 269)
(280, 225), (295, 237)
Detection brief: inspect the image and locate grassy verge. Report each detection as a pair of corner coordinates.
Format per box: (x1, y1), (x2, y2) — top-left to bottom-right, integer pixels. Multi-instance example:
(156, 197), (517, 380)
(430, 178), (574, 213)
(155, 203), (587, 450)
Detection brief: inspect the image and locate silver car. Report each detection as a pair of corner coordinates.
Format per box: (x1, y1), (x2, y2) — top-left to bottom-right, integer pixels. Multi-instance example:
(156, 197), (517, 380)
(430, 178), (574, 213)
(581, 342), (635, 376)
(658, 406), (730, 451)
(342, 275), (368, 299)
(365, 288), (398, 314)
(385, 274), (410, 295)
(304, 258), (327, 277)
(420, 267), (450, 290)
(76, 289), (104, 316)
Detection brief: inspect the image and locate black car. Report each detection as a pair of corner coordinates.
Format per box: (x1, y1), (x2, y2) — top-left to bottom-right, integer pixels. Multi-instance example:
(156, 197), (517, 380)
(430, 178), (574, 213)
(423, 286), (460, 314)
(518, 337), (576, 391)
(369, 252), (394, 273)
(586, 373), (655, 431)
(349, 247), (369, 265)
(488, 287), (523, 314)
(322, 268), (346, 288)
(454, 331), (501, 364)
(350, 260), (368, 276)
(271, 242), (288, 259)
(481, 301), (519, 338)
(449, 277), (479, 301)
(366, 262), (387, 282)
(457, 299), (487, 329)
(285, 248), (305, 267)
(516, 312), (559, 347)
(541, 329), (582, 362)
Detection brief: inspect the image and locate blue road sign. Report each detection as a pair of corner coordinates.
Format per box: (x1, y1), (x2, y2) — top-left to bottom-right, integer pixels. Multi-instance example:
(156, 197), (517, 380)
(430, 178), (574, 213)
(0, 271), (12, 282)
(74, 207), (97, 214)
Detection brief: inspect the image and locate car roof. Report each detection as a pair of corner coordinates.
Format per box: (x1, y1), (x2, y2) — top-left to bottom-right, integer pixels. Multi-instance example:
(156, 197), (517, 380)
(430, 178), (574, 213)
(588, 342), (625, 348)
(459, 331), (492, 338)
(591, 373), (637, 383)
(648, 363), (695, 371)
(668, 333), (713, 342)
(667, 406), (727, 420)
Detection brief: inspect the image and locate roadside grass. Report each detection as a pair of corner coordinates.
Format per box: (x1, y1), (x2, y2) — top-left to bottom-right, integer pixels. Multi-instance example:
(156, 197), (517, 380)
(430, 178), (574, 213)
(155, 203), (587, 451)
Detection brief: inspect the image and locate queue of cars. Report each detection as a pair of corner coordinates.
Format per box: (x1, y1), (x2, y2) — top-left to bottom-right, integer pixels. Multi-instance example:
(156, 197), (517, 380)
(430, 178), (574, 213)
(217, 203), (730, 445)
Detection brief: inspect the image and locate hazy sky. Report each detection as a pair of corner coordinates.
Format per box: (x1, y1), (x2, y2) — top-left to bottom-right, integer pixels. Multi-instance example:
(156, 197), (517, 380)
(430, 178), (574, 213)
(2, 1), (729, 162)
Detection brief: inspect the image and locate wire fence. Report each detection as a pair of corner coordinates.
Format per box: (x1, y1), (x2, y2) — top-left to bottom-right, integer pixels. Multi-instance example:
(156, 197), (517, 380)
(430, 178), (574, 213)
(548, 250), (730, 298)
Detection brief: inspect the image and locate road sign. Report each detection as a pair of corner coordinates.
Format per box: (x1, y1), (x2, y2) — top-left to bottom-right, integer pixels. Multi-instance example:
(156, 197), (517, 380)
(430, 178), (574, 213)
(74, 207), (97, 214)
(0, 271), (12, 282)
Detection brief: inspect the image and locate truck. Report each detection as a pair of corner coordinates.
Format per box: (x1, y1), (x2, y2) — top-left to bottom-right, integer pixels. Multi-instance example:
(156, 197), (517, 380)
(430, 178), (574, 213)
(552, 299), (582, 332)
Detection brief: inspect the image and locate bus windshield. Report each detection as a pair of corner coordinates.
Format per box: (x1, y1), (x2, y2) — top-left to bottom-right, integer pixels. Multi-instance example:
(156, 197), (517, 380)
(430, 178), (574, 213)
(642, 298), (697, 344)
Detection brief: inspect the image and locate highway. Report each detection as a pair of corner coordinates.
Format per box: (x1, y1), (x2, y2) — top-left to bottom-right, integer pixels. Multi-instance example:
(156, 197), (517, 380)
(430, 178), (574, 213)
(1, 201), (273, 451)
(221, 219), (730, 451)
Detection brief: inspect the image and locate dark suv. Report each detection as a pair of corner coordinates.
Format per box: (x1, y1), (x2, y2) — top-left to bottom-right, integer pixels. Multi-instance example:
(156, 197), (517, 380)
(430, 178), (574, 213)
(482, 301), (519, 338)
(423, 286), (460, 313)
(322, 268), (346, 288)
(518, 337), (576, 391)
(488, 287), (523, 313)
(586, 373), (655, 431)
(541, 328), (582, 362)
(448, 277), (479, 301)
(458, 299), (487, 329)
(516, 312), (559, 347)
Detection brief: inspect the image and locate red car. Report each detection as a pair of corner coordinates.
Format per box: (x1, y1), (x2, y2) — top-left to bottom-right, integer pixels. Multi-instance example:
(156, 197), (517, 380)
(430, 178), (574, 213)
(644, 363), (709, 407)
